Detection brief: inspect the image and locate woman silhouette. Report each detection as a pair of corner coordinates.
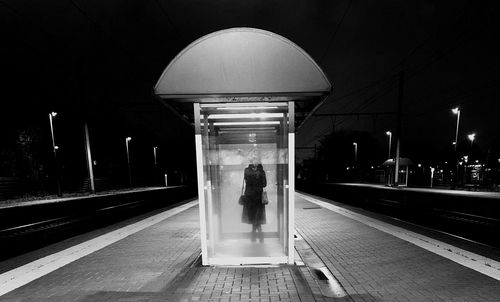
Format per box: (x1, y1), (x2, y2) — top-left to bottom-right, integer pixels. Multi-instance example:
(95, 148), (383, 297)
(242, 162), (267, 242)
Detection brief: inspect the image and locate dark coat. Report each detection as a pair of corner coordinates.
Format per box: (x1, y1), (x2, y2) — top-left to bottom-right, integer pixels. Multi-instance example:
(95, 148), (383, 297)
(242, 164), (267, 225)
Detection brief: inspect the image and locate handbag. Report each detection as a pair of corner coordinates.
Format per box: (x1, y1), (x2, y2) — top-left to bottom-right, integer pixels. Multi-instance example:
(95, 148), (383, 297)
(238, 177), (246, 205)
(262, 189), (269, 205)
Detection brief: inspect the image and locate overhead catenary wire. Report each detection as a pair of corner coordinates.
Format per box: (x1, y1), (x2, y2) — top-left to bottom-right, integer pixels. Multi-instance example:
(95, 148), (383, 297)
(319, 0), (353, 65)
(153, 0), (182, 41)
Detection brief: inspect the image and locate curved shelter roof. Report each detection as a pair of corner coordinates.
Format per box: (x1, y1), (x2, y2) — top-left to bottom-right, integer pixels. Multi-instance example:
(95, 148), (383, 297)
(154, 28), (332, 129)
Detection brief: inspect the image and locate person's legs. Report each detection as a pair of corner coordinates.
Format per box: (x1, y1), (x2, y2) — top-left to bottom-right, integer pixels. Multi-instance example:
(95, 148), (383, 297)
(256, 224), (264, 243)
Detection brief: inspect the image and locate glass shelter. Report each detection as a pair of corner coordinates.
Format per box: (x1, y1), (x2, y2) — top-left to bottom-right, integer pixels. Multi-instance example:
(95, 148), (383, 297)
(154, 28), (331, 265)
(195, 102), (293, 264)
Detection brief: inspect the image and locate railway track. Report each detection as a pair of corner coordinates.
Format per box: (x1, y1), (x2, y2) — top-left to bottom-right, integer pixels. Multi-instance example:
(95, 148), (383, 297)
(299, 183), (500, 248)
(0, 187), (196, 260)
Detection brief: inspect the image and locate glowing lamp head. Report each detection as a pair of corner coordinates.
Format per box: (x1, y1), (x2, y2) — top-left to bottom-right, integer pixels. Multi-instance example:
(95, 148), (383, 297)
(385, 131), (391, 136)
(126, 137), (132, 142)
(353, 142), (357, 146)
(50, 112), (58, 117)
(467, 133), (475, 142)
(452, 107), (459, 114)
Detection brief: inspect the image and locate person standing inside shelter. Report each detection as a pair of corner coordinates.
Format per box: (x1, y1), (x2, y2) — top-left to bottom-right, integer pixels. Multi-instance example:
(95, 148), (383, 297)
(242, 162), (267, 242)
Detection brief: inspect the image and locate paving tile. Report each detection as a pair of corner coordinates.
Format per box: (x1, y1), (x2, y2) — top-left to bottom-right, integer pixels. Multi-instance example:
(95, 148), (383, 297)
(295, 195), (500, 301)
(3, 194), (500, 301)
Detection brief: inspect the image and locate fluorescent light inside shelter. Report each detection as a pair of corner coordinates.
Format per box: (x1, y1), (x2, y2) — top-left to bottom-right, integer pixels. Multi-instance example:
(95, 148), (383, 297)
(216, 106), (279, 110)
(208, 113), (283, 119)
(213, 121), (281, 126)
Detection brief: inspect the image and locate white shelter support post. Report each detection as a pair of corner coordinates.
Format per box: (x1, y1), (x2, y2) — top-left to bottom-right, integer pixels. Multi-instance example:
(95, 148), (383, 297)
(194, 103), (209, 265)
(288, 101), (295, 264)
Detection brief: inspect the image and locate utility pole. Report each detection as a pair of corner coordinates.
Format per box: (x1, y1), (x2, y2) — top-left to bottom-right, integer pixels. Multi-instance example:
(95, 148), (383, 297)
(84, 122), (95, 194)
(394, 71), (404, 187)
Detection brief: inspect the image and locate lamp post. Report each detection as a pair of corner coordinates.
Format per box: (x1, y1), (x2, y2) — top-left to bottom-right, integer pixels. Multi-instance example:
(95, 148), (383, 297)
(463, 155), (469, 185)
(153, 146), (158, 166)
(48, 112), (62, 197)
(466, 133), (476, 186)
(451, 107), (460, 188)
(353, 142), (358, 165)
(430, 167), (435, 188)
(125, 137), (132, 187)
(153, 146), (158, 185)
(452, 108), (460, 151)
(386, 131), (392, 159)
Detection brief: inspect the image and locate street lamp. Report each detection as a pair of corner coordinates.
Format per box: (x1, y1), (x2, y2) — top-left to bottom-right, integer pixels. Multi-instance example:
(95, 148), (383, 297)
(353, 142), (358, 164)
(48, 111), (62, 197)
(153, 146), (158, 166)
(385, 131), (392, 159)
(468, 133), (475, 147)
(452, 108), (460, 151)
(125, 137), (132, 187)
(451, 107), (461, 189)
(153, 146), (158, 185)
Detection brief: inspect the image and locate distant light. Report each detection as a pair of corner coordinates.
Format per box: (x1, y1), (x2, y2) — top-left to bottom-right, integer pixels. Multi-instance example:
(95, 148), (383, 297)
(386, 131), (392, 136)
(248, 133), (257, 143)
(452, 107), (459, 114)
(440, 170), (444, 173)
(126, 137), (132, 141)
(371, 166), (374, 169)
(475, 160), (479, 163)
(452, 142), (456, 145)
(346, 167), (350, 170)
(468, 133), (476, 142)
(418, 164), (422, 168)
(50, 112), (58, 117)
(444, 161), (448, 164)
(459, 162), (463, 165)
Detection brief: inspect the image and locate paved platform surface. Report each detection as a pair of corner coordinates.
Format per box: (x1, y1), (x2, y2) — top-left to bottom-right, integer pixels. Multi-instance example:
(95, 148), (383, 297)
(2, 194), (500, 301)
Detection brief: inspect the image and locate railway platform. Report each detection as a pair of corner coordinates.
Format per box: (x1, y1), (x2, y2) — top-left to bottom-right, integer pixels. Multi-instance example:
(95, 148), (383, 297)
(1, 193), (500, 301)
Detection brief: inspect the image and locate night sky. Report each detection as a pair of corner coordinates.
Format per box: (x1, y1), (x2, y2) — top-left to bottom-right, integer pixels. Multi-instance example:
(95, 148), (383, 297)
(2, 0), (500, 171)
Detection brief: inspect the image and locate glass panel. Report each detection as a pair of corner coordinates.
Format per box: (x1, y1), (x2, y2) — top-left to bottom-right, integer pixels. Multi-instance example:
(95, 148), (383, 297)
(199, 103), (289, 263)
